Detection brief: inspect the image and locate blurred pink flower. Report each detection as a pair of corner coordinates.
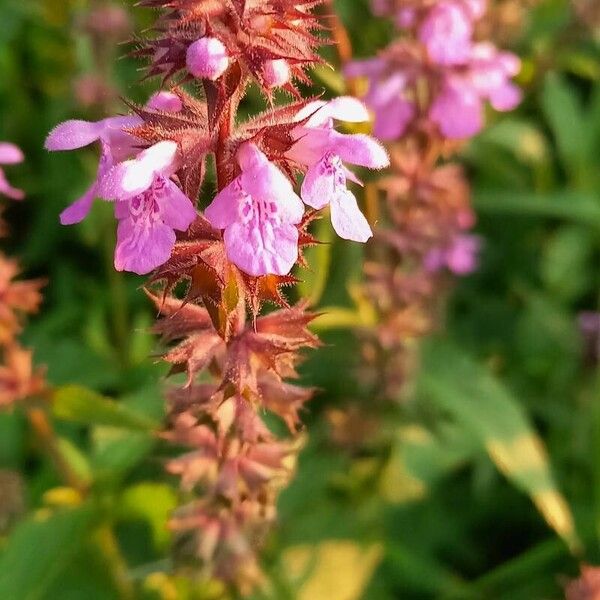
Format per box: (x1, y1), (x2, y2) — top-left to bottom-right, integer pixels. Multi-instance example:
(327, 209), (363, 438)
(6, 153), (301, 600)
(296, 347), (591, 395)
(0, 143), (25, 200)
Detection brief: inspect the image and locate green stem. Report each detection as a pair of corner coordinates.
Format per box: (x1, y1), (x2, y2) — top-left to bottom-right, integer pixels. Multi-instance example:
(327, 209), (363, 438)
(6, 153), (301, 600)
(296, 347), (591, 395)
(103, 218), (130, 368)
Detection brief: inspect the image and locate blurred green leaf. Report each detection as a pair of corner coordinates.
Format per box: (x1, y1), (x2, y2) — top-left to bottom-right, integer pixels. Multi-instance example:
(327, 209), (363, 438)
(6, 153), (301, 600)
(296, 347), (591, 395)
(0, 505), (97, 600)
(296, 217), (333, 306)
(52, 385), (158, 432)
(474, 189), (600, 226)
(541, 225), (593, 302)
(541, 72), (593, 184)
(119, 483), (177, 551)
(91, 426), (155, 481)
(419, 339), (579, 551)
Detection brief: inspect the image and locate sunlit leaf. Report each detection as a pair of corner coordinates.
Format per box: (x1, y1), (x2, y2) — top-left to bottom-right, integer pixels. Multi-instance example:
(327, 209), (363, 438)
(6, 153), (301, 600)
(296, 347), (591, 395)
(283, 541), (382, 600)
(419, 339), (579, 551)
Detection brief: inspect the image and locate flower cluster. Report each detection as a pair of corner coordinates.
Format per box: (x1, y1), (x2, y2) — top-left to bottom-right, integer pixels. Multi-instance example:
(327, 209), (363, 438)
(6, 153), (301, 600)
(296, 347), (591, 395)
(47, 0), (387, 589)
(347, 0), (522, 140)
(0, 145), (45, 407)
(333, 1), (521, 404)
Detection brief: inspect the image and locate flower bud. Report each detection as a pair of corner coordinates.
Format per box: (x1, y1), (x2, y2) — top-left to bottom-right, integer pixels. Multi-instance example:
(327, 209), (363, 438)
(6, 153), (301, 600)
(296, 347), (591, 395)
(186, 37), (229, 80)
(262, 59), (291, 88)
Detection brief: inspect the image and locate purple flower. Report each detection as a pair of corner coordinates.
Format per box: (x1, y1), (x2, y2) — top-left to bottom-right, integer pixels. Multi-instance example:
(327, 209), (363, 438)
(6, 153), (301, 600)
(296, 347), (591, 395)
(45, 114), (142, 224)
(0, 143), (25, 200)
(98, 141), (196, 274)
(288, 97), (389, 242)
(205, 143), (303, 277)
(419, 1), (475, 66)
(425, 234), (481, 275)
(344, 59), (416, 141)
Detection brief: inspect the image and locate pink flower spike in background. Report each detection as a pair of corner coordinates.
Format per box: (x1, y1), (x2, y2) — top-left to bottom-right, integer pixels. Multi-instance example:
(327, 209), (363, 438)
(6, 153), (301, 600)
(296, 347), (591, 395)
(0, 143), (25, 200)
(419, 1), (474, 65)
(205, 142), (304, 277)
(425, 234), (481, 275)
(289, 97), (389, 242)
(98, 141), (196, 275)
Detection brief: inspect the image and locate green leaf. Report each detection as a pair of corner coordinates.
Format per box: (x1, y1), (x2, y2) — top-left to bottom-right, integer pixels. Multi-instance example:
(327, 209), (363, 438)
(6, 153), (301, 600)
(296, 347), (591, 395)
(296, 216), (333, 306)
(52, 385), (158, 432)
(419, 339), (579, 551)
(0, 505), (97, 600)
(91, 426), (155, 481)
(473, 189), (600, 227)
(541, 72), (592, 184)
(119, 483), (178, 550)
(540, 225), (594, 302)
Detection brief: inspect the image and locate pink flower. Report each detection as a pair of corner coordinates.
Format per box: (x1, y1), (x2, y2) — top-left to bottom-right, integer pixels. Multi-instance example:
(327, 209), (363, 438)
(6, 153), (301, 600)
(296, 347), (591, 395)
(419, 1), (474, 66)
(45, 114), (142, 224)
(344, 58), (415, 141)
(186, 37), (230, 80)
(205, 143), (303, 277)
(98, 142), (196, 274)
(425, 234), (481, 275)
(288, 97), (389, 243)
(0, 143), (25, 200)
(430, 44), (521, 139)
(430, 76), (483, 139)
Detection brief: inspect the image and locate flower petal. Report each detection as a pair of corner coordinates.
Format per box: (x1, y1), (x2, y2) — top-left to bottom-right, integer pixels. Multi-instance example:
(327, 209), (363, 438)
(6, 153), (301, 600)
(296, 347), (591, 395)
(45, 120), (105, 151)
(298, 97), (370, 127)
(159, 179), (197, 231)
(240, 155), (303, 223)
(114, 216), (176, 275)
(301, 157), (340, 210)
(60, 185), (95, 224)
(330, 190), (372, 243)
(99, 141), (178, 200)
(333, 132), (390, 169)
(0, 168), (24, 201)
(205, 179), (244, 229)
(224, 220), (299, 276)
(0, 143), (24, 165)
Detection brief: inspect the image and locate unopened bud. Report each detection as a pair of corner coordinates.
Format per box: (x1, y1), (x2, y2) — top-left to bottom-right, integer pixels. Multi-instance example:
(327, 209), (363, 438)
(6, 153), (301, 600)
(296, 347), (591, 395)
(186, 37), (229, 80)
(262, 59), (291, 88)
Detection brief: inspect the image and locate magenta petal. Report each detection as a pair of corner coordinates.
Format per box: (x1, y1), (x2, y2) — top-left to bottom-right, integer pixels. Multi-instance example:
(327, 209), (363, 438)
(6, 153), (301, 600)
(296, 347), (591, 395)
(0, 143), (24, 165)
(114, 217), (176, 275)
(60, 185), (96, 224)
(0, 168), (24, 201)
(205, 179), (244, 229)
(333, 132), (390, 169)
(159, 179), (197, 231)
(373, 99), (415, 141)
(489, 82), (522, 111)
(224, 220), (299, 276)
(430, 82), (483, 139)
(301, 159), (338, 210)
(45, 120), (105, 151)
(330, 190), (372, 243)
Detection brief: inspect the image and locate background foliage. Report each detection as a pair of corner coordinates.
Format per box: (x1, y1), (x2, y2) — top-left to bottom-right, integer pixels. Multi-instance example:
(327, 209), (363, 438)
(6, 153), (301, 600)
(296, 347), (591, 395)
(0, 0), (599, 598)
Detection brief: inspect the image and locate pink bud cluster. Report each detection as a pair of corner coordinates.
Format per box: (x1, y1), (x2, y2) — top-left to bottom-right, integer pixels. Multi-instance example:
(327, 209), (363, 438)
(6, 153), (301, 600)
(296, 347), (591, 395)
(347, 0), (522, 140)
